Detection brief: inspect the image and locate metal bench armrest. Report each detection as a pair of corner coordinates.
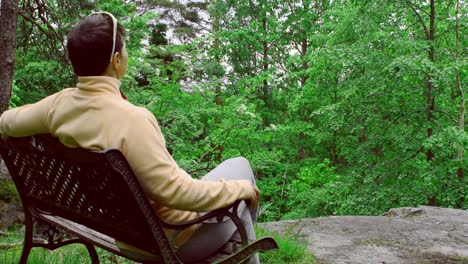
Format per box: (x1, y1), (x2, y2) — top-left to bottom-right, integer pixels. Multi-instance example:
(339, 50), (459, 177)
(161, 200), (250, 245)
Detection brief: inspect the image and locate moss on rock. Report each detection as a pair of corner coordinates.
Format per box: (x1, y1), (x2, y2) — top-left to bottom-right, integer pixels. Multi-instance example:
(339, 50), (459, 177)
(0, 179), (19, 204)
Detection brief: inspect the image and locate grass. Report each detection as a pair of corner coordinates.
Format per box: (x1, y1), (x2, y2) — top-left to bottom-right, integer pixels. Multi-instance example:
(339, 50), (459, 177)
(1, 240), (134, 264)
(256, 226), (315, 264)
(0, 224), (314, 263)
(0, 225), (135, 264)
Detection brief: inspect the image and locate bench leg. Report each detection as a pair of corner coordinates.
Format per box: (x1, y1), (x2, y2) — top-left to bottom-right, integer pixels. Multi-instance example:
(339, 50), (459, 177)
(84, 242), (100, 264)
(20, 210), (101, 264)
(19, 210), (34, 264)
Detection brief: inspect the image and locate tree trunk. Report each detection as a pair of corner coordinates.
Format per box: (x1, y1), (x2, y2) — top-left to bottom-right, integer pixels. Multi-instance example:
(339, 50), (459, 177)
(424, 0), (437, 206)
(296, 0), (311, 161)
(213, 13), (222, 107)
(455, 0), (464, 180)
(425, 0), (435, 162)
(262, 17), (269, 107)
(212, 0), (223, 162)
(0, 0), (19, 113)
(300, 38), (308, 87)
(299, 0), (309, 88)
(455, 0), (464, 208)
(262, 15), (271, 126)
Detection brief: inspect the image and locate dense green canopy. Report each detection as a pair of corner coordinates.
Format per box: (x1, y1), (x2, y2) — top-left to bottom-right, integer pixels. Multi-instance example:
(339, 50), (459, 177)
(8, 0), (468, 221)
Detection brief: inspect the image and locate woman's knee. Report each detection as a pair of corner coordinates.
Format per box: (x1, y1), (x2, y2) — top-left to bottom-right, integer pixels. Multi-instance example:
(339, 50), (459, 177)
(225, 156), (251, 168)
(204, 156), (256, 182)
(228, 157), (255, 178)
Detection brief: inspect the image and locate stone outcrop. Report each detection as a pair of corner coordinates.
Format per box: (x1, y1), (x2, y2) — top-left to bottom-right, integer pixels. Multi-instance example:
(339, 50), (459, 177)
(0, 159), (23, 230)
(0, 202), (23, 229)
(259, 206), (468, 264)
(0, 159), (10, 181)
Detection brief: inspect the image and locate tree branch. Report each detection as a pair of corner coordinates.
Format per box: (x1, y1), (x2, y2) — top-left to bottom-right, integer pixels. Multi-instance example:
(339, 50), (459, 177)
(402, 0), (429, 38)
(19, 11), (51, 37)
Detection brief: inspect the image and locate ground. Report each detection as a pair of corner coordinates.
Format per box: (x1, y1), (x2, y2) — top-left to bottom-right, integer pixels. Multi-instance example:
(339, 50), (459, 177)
(260, 206), (468, 264)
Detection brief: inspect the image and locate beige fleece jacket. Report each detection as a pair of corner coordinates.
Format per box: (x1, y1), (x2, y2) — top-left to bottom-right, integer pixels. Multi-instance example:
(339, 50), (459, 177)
(0, 76), (254, 246)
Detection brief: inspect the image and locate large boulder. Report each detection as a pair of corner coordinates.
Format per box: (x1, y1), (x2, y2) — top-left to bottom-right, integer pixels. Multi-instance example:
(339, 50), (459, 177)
(260, 206), (468, 264)
(0, 159), (23, 230)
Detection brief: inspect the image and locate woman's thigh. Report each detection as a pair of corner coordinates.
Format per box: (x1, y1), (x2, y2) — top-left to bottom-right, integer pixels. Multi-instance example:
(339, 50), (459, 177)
(175, 157), (259, 263)
(176, 203), (253, 262)
(201, 157), (256, 183)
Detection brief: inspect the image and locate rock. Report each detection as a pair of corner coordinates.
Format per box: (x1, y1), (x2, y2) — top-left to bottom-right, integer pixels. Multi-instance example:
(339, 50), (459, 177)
(259, 206), (468, 264)
(0, 158), (24, 230)
(0, 159), (10, 180)
(382, 207), (426, 218)
(0, 202), (24, 230)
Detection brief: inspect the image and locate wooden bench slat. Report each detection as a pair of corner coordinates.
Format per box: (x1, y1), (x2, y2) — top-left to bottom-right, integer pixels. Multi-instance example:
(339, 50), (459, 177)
(36, 211), (163, 263)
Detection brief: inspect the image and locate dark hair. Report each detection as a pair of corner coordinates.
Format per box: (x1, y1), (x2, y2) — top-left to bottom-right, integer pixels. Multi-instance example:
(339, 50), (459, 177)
(67, 13), (125, 76)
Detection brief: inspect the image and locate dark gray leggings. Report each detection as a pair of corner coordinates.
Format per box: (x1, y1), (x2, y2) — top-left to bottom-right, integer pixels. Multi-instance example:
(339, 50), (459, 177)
(176, 157), (260, 263)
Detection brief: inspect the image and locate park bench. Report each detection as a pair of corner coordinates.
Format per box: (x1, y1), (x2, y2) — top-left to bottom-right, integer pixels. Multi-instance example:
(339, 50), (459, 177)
(0, 134), (278, 263)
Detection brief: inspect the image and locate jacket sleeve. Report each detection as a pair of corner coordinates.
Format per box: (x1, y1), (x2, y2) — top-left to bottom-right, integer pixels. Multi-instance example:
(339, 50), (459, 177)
(0, 93), (59, 137)
(121, 109), (255, 212)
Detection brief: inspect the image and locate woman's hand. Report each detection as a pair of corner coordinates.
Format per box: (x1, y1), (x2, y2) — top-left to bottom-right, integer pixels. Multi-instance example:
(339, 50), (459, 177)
(248, 184), (261, 210)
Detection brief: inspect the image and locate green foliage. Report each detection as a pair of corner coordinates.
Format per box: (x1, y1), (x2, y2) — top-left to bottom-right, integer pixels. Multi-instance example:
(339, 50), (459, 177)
(255, 226), (315, 264)
(8, 82), (21, 108)
(204, 62), (226, 78)
(11, 0), (467, 224)
(282, 159), (337, 219)
(14, 59), (73, 105)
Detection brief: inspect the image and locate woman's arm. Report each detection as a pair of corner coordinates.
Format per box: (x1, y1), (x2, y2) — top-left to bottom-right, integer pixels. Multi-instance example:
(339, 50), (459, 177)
(121, 108), (256, 212)
(0, 93), (60, 137)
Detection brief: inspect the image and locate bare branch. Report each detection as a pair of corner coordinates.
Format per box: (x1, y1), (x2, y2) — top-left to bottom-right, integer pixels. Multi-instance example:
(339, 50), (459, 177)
(402, 0), (429, 38)
(19, 11), (51, 37)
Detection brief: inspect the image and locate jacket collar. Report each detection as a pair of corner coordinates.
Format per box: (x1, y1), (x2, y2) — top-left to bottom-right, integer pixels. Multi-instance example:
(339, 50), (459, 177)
(77, 76), (122, 97)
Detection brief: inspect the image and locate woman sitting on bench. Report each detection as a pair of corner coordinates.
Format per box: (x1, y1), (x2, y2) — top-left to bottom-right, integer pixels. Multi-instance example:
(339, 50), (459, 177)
(0, 11), (261, 264)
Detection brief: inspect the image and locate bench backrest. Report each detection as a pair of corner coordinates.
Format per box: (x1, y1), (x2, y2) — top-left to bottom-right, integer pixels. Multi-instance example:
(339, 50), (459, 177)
(0, 135), (176, 260)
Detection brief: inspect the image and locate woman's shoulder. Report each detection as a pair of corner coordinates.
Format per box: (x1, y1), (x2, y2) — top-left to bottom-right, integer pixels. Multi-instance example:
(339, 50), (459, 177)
(106, 98), (156, 122)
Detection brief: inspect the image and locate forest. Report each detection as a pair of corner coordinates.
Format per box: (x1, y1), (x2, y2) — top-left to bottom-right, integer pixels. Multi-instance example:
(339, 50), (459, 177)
(0, 0), (466, 222)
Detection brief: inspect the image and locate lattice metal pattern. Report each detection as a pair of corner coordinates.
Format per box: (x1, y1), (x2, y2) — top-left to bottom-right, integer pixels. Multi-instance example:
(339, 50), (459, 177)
(0, 135), (162, 254)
